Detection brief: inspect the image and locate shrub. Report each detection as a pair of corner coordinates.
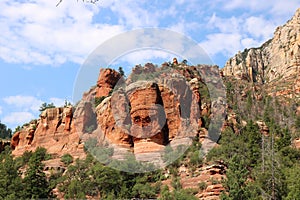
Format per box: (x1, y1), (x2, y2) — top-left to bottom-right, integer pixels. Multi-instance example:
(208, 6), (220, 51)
(61, 154), (73, 165)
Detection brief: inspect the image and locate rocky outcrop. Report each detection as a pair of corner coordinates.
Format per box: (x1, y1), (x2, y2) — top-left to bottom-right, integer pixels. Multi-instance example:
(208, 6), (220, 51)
(92, 66), (206, 165)
(162, 162), (226, 200)
(11, 107), (85, 159)
(293, 138), (300, 149)
(11, 62), (223, 167)
(96, 68), (122, 98)
(10, 62), (227, 195)
(222, 8), (300, 98)
(256, 120), (269, 135)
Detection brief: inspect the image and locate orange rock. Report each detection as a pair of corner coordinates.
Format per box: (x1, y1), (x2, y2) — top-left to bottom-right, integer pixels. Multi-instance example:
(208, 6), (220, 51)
(11, 107), (85, 159)
(96, 68), (121, 98)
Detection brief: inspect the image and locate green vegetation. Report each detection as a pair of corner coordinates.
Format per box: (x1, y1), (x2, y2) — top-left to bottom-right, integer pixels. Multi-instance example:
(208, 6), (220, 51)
(39, 102), (55, 112)
(61, 153), (73, 165)
(94, 96), (106, 107)
(0, 121), (12, 139)
(118, 66), (125, 76)
(0, 147), (54, 199)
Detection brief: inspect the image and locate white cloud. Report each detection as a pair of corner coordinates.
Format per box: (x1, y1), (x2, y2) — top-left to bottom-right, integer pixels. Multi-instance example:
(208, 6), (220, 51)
(0, 106), (2, 115)
(110, 49), (177, 67)
(2, 112), (35, 126)
(0, 0), (124, 65)
(241, 38), (260, 48)
(200, 33), (242, 57)
(244, 16), (276, 39)
(3, 95), (43, 113)
(1, 95), (73, 128)
(0, 0), (297, 68)
(201, 11), (289, 59)
(109, 0), (168, 28)
(49, 97), (66, 107)
(207, 14), (242, 34)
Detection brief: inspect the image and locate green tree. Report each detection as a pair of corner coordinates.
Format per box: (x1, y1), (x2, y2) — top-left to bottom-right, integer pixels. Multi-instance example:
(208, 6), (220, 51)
(0, 121), (12, 139)
(64, 99), (72, 107)
(39, 102), (55, 112)
(23, 147), (52, 199)
(0, 147), (24, 199)
(159, 185), (172, 200)
(59, 156), (93, 199)
(89, 162), (122, 198)
(61, 153), (73, 165)
(295, 115), (300, 129)
(221, 154), (249, 200)
(118, 66), (125, 76)
(285, 164), (300, 200)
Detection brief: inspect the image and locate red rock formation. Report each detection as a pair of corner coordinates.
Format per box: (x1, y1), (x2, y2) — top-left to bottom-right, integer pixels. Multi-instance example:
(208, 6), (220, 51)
(85, 65), (211, 166)
(95, 96), (132, 148)
(96, 68), (122, 98)
(162, 162), (226, 200)
(11, 107), (85, 159)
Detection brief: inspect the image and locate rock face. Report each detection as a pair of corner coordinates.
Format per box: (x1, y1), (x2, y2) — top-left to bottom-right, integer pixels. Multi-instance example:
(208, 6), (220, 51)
(91, 64), (211, 166)
(96, 68), (122, 98)
(222, 8), (300, 98)
(162, 162), (226, 200)
(11, 107), (85, 159)
(11, 64), (216, 160)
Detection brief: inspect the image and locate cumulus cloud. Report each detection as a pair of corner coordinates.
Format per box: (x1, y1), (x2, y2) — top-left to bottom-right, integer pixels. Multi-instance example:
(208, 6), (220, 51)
(207, 14), (242, 34)
(244, 16), (277, 39)
(1, 95), (73, 128)
(0, 0), (124, 65)
(0, 0), (201, 66)
(2, 112), (35, 126)
(200, 33), (242, 57)
(49, 97), (66, 107)
(3, 95), (43, 113)
(0, 0), (297, 68)
(110, 49), (177, 67)
(200, 9), (290, 61)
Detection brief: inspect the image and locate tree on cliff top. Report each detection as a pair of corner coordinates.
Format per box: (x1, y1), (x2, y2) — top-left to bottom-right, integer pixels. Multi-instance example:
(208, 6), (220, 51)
(39, 102), (55, 112)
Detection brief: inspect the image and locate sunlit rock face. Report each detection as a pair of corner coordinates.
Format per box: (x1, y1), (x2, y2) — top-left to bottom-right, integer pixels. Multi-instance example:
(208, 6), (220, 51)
(222, 8), (300, 98)
(96, 68), (122, 98)
(89, 63), (212, 168)
(127, 81), (167, 141)
(11, 107), (85, 159)
(11, 63), (219, 171)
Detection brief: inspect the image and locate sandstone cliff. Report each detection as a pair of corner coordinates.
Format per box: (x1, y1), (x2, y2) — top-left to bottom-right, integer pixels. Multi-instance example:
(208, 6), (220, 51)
(11, 64), (222, 167)
(11, 107), (85, 159)
(80, 64), (219, 169)
(222, 8), (300, 98)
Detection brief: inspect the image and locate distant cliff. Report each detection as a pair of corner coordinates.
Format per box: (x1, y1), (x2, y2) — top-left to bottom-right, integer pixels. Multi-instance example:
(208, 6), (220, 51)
(222, 8), (300, 98)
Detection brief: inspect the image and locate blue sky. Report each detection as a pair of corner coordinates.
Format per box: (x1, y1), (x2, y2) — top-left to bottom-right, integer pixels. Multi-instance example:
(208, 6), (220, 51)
(0, 0), (299, 130)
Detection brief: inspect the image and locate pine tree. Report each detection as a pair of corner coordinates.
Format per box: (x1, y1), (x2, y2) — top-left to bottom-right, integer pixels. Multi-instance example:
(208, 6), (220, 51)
(23, 147), (51, 199)
(0, 147), (24, 199)
(221, 154), (249, 200)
